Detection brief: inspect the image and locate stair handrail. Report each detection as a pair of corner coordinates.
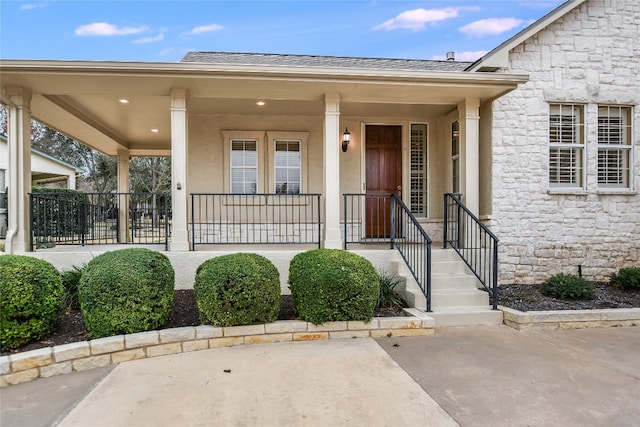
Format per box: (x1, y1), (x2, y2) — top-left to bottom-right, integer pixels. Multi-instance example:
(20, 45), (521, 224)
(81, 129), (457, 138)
(443, 193), (499, 309)
(390, 194), (432, 312)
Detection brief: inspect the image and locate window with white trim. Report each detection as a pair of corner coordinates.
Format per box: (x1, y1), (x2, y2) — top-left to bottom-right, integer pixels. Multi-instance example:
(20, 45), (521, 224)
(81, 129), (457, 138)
(274, 140), (301, 194)
(230, 139), (258, 194)
(410, 123), (428, 216)
(451, 121), (460, 194)
(549, 104), (585, 189)
(597, 105), (632, 189)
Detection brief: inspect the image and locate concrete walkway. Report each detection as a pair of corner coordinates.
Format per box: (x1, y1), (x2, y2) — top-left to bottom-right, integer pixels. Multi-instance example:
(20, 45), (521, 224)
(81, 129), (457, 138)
(1, 325), (638, 426)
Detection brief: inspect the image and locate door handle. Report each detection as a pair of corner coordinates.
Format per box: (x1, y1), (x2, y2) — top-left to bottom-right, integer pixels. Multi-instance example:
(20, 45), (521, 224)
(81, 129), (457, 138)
(397, 185), (402, 191)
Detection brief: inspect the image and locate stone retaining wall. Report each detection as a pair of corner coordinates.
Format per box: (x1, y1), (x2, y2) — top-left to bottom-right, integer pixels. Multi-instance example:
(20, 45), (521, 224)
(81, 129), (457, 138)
(500, 306), (640, 330)
(0, 311), (434, 387)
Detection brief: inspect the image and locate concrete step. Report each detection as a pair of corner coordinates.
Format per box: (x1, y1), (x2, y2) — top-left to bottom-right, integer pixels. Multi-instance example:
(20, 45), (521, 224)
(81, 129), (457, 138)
(431, 289), (489, 307)
(431, 273), (479, 290)
(430, 248), (461, 262)
(431, 260), (468, 275)
(429, 307), (503, 327)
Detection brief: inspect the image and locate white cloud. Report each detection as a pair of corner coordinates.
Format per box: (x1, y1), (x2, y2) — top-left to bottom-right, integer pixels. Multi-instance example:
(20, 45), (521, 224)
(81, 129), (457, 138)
(20, 2), (47, 10)
(459, 18), (525, 37)
(75, 22), (147, 37)
(374, 7), (480, 31)
(184, 24), (224, 35)
(134, 34), (164, 44)
(432, 50), (489, 61)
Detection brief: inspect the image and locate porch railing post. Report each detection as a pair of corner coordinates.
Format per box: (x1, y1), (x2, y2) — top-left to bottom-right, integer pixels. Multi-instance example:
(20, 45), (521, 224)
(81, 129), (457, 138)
(390, 195), (396, 249)
(443, 194), (448, 249)
(28, 193), (34, 251)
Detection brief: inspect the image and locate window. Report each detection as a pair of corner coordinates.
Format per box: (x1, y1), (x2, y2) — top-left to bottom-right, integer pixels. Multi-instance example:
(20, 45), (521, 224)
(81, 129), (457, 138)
(598, 105), (632, 189)
(549, 104), (585, 188)
(451, 121), (460, 194)
(274, 140), (301, 194)
(410, 124), (428, 216)
(230, 139), (258, 194)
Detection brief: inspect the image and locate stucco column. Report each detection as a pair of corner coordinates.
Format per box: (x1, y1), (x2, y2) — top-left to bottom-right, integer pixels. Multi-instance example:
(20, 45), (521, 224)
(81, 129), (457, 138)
(458, 98), (480, 214)
(323, 93), (342, 249)
(170, 88), (189, 251)
(117, 149), (130, 243)
(5, 87), (32, 253)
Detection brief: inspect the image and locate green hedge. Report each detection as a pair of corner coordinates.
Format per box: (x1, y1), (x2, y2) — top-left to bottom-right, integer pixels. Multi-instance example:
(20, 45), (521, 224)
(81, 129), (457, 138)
(288, 249), (380, 324)
(610, 267), (640, 290)
(540, 273), (594, 300)
(194, 253), (280, 327)
(0, 255), (63, 351)
(78, 248), (175, 338)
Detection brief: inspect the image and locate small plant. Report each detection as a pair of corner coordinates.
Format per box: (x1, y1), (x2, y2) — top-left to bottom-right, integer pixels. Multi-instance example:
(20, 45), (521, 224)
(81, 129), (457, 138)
(610, 267), (640, 291)
(0, 255), (64, 351)
(194, 253), (280, 327)
(78, 248), (175, 338)
(61, 265), (85, 310)
(0, 242), (4, 252)
(540, 273), (594, 300)
(376, 270), (406, 309)
(288, 249), (380, 324)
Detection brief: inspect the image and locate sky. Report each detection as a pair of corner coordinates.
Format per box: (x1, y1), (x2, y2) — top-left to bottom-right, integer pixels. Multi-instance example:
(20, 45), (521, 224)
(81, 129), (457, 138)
(0, 0), (565, 63)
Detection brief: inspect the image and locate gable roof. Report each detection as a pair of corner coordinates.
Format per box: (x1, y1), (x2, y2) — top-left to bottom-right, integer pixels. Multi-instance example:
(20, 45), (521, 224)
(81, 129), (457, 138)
(466, 0), (588, 72)
(181, 52), (473, 72)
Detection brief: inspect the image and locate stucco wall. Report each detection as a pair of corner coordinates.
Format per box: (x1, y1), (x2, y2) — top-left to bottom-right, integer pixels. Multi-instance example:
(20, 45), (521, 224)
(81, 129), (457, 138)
(490, 0), (640, 283)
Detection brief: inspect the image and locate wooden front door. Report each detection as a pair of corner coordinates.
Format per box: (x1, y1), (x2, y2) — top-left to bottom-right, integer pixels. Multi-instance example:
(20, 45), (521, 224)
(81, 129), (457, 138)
(365, 125), (402, 238)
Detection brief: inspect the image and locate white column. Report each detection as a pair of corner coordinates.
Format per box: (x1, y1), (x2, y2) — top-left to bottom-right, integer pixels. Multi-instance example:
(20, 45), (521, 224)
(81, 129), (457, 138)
(66, 172), (76, 189)
(323, 93), (342, 249)
(5, 87), (32, 253)
(117, 149), (130, 243)
(459, 98), (480, 214)
(170, 88), (190, 251)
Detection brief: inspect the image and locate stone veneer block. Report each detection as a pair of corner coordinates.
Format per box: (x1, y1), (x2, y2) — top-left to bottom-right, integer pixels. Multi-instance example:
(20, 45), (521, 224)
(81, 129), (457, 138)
(223, 324), (265, 337)
(0, 356), (10, 375)
(530, 310), (599, 323)
(209, 337), (244, 348)
(73, 354), (111, 371)
(377, 318), (422, 330)
(347, 320), (378, 330)
(125, 331), (159, 349)
(146, 343), (182, 358)
(40, 361), (73, 378)
(10, 348), (52, 371)
(600, 308), (640, 321)
(371, 328), (433, 338)
(329, 330), (370, 339)
(90, 336), (125, 355)
(182, 340), (209, 353)
(196, 325), (223, 339)
(111, 349), (146, 363)
(1, 368), (39, 386)
(54, 342), (90, 362)
(499, 307), (531, 324)
(265, 321), (308, 334)
(307, 321), (347, 332)
(244, 333), (292, 345)
(159, 327), (195, 343)
(293, 332), (329, 341)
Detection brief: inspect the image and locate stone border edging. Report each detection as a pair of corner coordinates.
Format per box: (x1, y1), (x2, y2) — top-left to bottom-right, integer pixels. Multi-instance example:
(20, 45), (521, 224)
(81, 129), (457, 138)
(500, 306), (640, 330)
(0, 311), (434, 387)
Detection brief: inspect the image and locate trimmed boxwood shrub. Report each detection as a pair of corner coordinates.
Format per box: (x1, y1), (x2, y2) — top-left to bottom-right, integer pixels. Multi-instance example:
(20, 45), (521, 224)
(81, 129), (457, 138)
(194, 253), (280, 327)
(610, 267), (640, 290)
(540, 273), (594, 300)
(0, 255), (63, 351)
(78, 248), (175, 338)
(288, 249), (380, 324)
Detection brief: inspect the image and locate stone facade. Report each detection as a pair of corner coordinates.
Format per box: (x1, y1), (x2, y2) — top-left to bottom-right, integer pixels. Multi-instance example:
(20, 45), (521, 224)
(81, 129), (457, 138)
(490, 0), (640, 283)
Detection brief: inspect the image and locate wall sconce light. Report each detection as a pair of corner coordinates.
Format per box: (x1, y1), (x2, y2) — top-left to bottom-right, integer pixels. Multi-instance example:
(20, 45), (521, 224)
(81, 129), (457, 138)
(342, 127), (351, 152)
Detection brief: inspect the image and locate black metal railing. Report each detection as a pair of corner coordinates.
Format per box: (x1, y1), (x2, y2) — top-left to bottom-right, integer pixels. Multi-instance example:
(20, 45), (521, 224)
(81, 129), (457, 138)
(390, 194), (432, 312)
(443, 193), (499, 309)
(190, 193), (321, 250)
(29, 192), (170, 250)
(343, 193), (395, 248)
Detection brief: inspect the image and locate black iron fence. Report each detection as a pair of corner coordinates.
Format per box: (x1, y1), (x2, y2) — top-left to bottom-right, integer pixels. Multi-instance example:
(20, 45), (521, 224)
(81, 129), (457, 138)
(190, 193), (321, 249)
(390, 194), (432, 312)
(343, 193), (396, 248)
(29, 192), (170, 250)
(443, 193), (499, 309)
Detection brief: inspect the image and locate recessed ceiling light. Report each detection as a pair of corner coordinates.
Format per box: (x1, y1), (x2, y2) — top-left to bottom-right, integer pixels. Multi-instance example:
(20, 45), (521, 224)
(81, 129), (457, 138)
(256, 101), (266, 106)
(150, 128), (159, 133)
(119, 98), (130, 104)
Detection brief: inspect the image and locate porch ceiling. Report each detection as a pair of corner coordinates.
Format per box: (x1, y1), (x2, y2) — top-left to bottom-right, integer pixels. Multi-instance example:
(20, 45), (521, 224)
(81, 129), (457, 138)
(0, 59), (528, 156)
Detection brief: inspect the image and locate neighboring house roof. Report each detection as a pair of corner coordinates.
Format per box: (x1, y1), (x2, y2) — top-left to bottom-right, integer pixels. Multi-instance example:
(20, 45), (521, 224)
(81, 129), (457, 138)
(181, 52), (474, 72)
(466, 0), (588, 72)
